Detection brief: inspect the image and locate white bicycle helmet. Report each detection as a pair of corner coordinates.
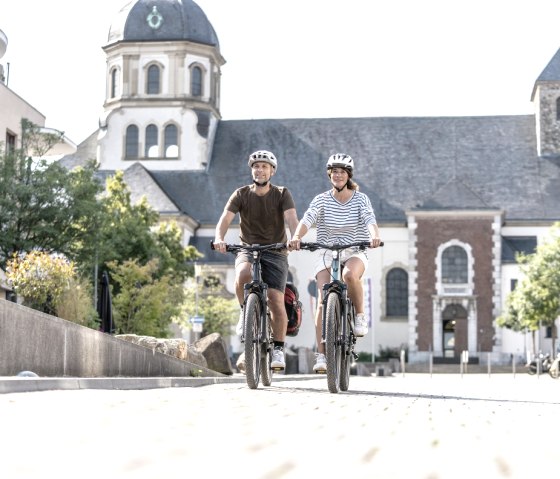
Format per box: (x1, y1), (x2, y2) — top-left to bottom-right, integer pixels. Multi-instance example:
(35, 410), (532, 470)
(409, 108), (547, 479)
(326, 153), (354, 171)
(248, 150), (277, 170)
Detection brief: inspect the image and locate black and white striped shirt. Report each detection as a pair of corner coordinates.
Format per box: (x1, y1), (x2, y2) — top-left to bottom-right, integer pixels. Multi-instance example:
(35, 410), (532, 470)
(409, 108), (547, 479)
(301, 190), (377, 244)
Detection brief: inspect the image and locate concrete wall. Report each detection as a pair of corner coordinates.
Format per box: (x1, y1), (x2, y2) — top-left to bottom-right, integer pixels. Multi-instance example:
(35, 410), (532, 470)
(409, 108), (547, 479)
(0, 299), (224, 378)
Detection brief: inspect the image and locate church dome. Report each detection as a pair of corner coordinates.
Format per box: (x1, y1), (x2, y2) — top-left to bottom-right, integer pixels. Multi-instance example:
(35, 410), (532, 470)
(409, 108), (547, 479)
(107, 0), (219, 49)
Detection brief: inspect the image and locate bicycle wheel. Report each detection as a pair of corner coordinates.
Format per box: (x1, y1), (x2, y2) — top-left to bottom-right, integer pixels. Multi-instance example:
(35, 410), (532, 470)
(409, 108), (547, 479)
(260, 311), (273, 386)
(339, 306), (353, 392)
(244, 293), (261, 389)
(325, 292), (342, 393)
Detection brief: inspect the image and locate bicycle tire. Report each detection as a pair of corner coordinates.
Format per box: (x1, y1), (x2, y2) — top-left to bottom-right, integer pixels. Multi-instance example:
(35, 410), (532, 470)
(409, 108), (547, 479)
(339, 306), (353, 391)
(325, 292), (342, 393)
(260, 311), (273, 386)
(244, 293), (261, 389)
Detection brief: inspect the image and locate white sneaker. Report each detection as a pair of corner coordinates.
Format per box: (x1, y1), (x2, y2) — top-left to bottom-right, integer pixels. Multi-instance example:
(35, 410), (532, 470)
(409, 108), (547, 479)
(271, 348), (285, 370)
(354, 313), (368, 337)
(236, 352), (246, 374)
(313, 353), (327, 373)
(235, 308), (244, 336)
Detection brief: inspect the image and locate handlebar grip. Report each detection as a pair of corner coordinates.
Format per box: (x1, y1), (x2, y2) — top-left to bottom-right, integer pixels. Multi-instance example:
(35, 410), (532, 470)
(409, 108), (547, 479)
(210, 240), (216, 250)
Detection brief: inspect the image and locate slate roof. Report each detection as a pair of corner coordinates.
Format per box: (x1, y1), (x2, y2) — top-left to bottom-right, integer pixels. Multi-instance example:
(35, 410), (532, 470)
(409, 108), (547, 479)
(145, 115), (560, 226)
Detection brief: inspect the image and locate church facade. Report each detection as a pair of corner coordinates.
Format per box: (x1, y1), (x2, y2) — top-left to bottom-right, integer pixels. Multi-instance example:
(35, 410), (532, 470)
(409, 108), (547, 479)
(62, 0), (560, 364)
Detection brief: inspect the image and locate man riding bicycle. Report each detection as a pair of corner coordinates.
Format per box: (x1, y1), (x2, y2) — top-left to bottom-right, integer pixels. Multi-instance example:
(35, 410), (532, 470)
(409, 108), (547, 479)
(213, 150), (299, 370)
(288, 153), (382, 373)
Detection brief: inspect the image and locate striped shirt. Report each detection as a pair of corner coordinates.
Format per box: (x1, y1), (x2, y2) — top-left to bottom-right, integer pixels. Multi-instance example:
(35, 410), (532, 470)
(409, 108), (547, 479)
(301, 190), (377, 244)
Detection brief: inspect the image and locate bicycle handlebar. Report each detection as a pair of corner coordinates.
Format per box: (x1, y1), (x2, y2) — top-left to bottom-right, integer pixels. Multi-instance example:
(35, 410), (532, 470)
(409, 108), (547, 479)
(210, 240), (287, 254)
(298, 240), (384, 252)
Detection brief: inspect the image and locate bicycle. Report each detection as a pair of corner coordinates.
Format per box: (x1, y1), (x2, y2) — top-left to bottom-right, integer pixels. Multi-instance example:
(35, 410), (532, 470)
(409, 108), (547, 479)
(299, 240), (383, 393)
(210, 241), (287, 389)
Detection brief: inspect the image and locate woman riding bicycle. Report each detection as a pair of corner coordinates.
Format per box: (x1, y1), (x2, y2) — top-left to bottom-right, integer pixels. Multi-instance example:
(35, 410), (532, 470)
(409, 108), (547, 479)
(288, 153), (382, 373)
(213, 150), (299, 370)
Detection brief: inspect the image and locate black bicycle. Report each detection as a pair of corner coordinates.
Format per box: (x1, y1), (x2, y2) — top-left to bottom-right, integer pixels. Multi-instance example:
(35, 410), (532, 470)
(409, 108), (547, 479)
(211, 241), (287, 389)
(299, 241), (383, 393)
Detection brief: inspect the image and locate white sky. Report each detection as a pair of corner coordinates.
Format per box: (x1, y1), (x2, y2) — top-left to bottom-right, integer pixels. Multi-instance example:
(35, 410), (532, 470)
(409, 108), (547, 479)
(2, 0), (560, 144)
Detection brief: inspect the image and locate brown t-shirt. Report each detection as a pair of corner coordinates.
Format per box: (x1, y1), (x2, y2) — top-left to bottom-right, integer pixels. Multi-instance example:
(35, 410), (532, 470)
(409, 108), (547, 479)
(226, 184), (296, 246)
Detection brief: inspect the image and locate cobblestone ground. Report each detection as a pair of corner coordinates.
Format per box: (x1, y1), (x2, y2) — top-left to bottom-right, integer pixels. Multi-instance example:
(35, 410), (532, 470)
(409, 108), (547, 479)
(0, 373), (558, 478)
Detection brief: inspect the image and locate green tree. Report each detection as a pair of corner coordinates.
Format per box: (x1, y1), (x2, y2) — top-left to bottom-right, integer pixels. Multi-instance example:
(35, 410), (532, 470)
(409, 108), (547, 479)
(180, 284), (238, 338)
(0, 120), (102, 270)
(109, 259), (184, 337)
(498, 223), (560, 351)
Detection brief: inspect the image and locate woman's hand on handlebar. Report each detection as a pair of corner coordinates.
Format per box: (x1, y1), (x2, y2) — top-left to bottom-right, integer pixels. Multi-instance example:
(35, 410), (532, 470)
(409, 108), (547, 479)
(370, 237), (383, 248)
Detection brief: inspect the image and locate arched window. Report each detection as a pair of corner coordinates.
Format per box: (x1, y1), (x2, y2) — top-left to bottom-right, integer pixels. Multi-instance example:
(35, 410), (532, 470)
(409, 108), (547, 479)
(110, 68), (118, 98)
(145, 124), (159, 157)
(147, 64), (160, 94)
(164, 124), (178, 157)
(191, 66), (202, 97)
(442, 245), (468, 284)
(125, 125), (139, 158)
(386, 267), (408, 317)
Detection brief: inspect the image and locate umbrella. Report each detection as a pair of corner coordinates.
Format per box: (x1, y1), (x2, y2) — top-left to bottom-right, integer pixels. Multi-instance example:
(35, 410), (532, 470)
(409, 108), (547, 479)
(97, 271), (114, 333)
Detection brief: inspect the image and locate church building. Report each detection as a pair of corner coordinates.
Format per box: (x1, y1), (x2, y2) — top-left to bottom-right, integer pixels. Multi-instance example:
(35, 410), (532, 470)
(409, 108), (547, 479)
(61, 0), (560, 365)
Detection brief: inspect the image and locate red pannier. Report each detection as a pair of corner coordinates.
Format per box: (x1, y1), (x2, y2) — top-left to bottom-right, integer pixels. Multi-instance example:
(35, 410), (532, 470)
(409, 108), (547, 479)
(285, 282), (303, 336)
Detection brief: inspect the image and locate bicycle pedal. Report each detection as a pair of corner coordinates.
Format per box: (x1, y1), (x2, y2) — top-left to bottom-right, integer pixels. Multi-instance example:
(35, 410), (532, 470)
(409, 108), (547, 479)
(271, 367), (285, 372)
(314, 370), (327, 374)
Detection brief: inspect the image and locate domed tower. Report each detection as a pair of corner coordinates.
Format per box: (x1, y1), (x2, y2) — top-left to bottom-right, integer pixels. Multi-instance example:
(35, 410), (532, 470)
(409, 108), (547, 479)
(98, 0), (225, 171)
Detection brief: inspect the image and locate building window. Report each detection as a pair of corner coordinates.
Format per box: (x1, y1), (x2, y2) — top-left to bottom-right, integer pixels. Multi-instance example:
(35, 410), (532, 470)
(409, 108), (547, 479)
(5, 131), (16, 155)
(145, 124), (158, 157)
(147, 64), (160, 94)
(556, 97), (560, 120)
(164, 124), (178, 157)
(510, 279), (518, 291)
(110, 68), (119, 98)
(386, 267), (408, 317)
(502, 236), (537, 263)
(442, 245), (468, 284)
(125, 125), (139, 158)
(191, 66), (202, 97)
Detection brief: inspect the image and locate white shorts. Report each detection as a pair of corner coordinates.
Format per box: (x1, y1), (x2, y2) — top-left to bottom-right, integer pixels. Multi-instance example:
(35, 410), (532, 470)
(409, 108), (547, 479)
(313, 248), (369, 277)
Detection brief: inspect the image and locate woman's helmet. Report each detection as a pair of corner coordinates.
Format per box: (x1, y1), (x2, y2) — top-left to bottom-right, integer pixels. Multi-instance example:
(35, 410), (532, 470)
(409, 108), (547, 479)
(248, 150), (277, 170)
(326, 153), (354, 172)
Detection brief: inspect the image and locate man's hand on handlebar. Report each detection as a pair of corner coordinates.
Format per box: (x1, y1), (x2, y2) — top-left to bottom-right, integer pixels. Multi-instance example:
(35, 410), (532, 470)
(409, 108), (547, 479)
(212, 239), (227, 254)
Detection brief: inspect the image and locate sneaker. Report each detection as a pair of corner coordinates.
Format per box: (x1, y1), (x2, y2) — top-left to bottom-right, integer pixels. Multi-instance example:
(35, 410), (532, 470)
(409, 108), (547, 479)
(236, 352), (246, 374)
(235, 308), (244, 336)
(354, 313), (369, 337)
(271, 347), (285, 370)
(313, 353), (327, 373)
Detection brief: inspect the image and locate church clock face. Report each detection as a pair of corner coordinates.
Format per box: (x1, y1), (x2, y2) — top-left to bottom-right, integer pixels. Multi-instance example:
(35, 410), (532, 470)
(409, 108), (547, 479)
(147, 6), (163, 29)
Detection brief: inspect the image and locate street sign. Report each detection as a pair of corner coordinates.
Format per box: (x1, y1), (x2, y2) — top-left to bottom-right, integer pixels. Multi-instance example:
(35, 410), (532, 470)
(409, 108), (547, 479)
(190, 315), (204, 333)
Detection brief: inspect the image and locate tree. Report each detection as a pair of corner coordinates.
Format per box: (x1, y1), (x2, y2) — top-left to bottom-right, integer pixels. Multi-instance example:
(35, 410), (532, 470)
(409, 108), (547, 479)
(498, 223), (560, 352)
(6, 251), (75, 315)
(180, 283), (238, 338)
(109, 259), (184, 337)
(0, 120), (103, 270)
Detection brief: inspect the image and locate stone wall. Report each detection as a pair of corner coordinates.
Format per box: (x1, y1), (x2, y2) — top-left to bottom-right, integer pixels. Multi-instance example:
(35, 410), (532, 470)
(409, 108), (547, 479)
(0, 299), (224, 378)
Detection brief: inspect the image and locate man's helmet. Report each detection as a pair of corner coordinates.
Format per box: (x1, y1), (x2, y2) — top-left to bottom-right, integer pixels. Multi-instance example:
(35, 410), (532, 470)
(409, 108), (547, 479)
(248, 150), (277, 170)
(326, 153), (354, 172)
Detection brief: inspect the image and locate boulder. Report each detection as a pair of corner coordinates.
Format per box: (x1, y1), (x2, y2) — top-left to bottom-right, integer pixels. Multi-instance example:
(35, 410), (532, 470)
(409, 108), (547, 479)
(193, 333), (234, 375)
(116, 334), (208, 369)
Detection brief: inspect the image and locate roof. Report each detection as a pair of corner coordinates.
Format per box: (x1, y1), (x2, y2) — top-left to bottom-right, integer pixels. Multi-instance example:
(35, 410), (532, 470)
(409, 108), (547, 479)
(149, 115), (560, 225)
(107, 0), (219, 48)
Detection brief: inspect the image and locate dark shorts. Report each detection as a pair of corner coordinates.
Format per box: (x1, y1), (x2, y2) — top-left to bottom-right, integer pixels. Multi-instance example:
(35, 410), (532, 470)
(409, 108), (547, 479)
(235, 251), (288, 293)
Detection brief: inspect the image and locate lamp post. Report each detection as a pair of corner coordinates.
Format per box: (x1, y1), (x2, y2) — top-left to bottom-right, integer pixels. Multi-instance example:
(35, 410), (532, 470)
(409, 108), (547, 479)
(190, 262), (204, 341)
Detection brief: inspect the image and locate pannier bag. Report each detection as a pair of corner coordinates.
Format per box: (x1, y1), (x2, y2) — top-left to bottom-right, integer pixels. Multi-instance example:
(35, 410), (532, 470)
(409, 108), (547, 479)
(285, 282), (303, 336)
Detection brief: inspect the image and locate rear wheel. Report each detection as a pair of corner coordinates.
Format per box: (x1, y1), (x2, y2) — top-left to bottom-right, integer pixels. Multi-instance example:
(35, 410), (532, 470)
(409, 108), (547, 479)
(244, 293), (261, 389)
(260, 311), (273, 386)
(325, 292), (342, 393)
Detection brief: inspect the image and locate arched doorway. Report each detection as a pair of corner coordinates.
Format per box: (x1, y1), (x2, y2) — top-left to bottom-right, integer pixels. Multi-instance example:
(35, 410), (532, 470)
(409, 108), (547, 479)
(442, 304), (468, 358)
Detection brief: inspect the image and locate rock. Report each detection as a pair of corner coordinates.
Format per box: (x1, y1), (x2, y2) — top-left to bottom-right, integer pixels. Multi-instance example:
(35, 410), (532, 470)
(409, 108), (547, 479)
(193, 332), (234, 375)
(116, 334), (207, 369)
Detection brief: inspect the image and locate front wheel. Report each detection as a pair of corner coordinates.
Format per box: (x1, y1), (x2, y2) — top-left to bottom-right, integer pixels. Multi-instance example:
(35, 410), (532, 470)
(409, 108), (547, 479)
(339, 306), (354, 392)
(244, 293), (262, 389)
(325, 292), (342, 393)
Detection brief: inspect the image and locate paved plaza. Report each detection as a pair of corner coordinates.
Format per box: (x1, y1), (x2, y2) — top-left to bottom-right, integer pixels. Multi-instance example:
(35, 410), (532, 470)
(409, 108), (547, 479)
(0, 373), (558, 478)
